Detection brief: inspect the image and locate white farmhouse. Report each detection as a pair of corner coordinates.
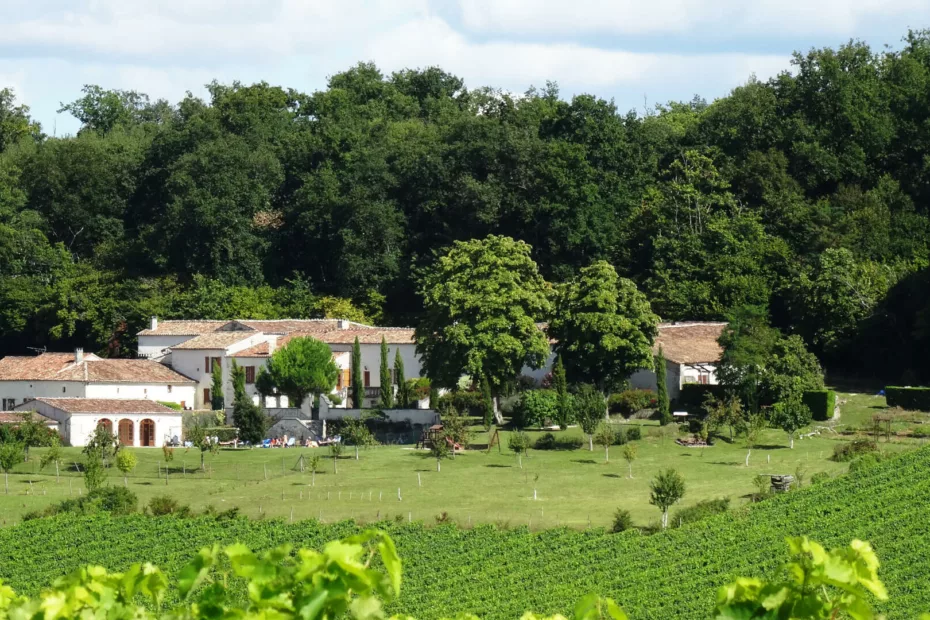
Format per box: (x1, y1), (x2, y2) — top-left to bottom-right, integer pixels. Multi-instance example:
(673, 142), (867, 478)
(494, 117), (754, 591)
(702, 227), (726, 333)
(628, 322), (726, 400)
(137, 318), (421, 414)
(15, 398), (183, 447)
(0, 350), (197, 411)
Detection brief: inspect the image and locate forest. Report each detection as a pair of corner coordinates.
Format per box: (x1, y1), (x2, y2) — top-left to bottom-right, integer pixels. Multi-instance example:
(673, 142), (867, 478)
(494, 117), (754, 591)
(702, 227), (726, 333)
(1, 30), (930, 382)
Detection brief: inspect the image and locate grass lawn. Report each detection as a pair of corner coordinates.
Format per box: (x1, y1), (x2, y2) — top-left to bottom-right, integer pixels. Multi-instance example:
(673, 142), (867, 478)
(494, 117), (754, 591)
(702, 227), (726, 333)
(0, 392), (921, 528)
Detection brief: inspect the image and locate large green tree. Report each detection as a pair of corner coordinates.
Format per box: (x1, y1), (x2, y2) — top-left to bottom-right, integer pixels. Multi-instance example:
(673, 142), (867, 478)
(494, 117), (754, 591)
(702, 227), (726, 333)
(415, 235), (551, 424)
(258, 337), (338, 409)
(549, 260), (658, 402)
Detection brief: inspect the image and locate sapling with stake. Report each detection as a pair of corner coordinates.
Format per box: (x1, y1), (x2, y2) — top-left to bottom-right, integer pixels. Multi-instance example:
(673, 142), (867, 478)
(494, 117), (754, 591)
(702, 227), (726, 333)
(308, 455), (321, 487)
(594, 423), (614, 463)
(330, 442), (343, 474)
(622, 443), (637, 479)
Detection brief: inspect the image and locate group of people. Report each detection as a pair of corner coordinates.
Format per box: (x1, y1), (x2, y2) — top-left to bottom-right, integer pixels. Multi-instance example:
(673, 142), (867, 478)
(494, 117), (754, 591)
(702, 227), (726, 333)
(265, 434), (335, 448)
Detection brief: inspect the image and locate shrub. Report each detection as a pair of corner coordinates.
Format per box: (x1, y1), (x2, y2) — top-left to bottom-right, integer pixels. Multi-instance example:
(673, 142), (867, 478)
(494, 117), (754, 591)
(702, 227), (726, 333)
(533, 432), (583, 450)
(25, 487), (139, 520)
(147, 495), (191, 517)
(849, 452), (889, 473)
(626, 426), (642, 441)
(678, 423), (690, 434)
(611, 508), (634, 533)
(407, 378), (431, 402)
(511, 390), (559, 428)
(156, 401), (183, 411)
(832, 438), (878, 462)
(802, 390), (836, 421)
(678, 384), (726, 414)
(671, 498), (730, 528)
(508, 431), (531, 455)
(811, 471), (831, 485)
(437, 391), (484, 417)
(612, 429), (628, 445)
(608, 390), (656, 416)
(885, 386), (930, 411)
(911, 426), (930, 438)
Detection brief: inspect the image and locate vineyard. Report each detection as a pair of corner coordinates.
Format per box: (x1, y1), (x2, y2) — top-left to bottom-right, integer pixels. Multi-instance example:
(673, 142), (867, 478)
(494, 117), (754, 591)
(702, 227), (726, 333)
(0, 446), (928, 618)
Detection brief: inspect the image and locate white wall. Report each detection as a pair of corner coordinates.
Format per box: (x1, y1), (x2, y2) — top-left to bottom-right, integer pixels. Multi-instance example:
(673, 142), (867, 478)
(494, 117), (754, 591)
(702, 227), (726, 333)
(0, 381), (86, 408)
(169, 333), (270, 409)
(138, 335), (196, 359)
(84, 383), (196, 408)
(16, 400), (183, 447)
(329, 342), (422, 387)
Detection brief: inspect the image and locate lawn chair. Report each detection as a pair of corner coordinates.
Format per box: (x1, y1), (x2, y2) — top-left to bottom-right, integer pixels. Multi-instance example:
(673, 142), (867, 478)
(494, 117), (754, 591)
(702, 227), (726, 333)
(287, 437), (296, 447)
(261, 438), (271, 448)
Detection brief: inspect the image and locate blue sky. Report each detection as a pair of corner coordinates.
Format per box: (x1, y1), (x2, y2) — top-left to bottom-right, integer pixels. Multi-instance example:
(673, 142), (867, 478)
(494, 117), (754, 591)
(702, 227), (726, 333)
(2, 0), (928, 135)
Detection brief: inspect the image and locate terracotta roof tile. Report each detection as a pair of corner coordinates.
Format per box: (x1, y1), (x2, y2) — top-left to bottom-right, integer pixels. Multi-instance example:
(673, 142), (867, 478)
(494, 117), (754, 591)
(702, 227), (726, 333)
(231, 342), (271, 358)
(0, 411), (56, 424)
(137, 320), (229, 336)
(170, 333), (256, 350)
(236, 319), (371, 334)
(309, 328), (415, 345)
(0, 353), (195, 383)
(654, 322), (727, 364)
(23, 398), (180, 415)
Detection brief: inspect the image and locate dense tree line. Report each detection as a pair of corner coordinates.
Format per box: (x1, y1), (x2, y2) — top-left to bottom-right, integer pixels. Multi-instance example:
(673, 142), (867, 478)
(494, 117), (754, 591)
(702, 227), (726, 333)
(2, 31), (930, 381)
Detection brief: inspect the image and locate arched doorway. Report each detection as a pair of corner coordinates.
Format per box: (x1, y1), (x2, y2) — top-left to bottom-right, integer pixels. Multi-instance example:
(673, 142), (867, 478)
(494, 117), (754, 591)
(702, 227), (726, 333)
(139, 419), (155, 447)
(117, 419), (134, 446)
(98, 418), (113, 434)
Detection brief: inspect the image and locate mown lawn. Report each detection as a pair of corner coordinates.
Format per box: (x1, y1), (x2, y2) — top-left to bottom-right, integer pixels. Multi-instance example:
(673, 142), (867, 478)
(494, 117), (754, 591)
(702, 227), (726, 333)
(0, 392), (919, 528)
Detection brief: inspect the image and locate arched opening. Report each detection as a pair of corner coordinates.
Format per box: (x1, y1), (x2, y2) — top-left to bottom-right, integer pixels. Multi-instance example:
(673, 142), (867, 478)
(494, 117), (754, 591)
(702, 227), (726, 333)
(117, 419), (134, 446)
(140, 419), (155, 447)
(98, 418), (113, 434)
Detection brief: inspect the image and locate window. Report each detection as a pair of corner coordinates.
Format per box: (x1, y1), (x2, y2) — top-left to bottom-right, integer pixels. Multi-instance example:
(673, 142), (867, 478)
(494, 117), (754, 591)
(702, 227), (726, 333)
(245, 366), (256, 384)
(205, 357), (221, 373)
(62, 386), (66, 393)
(1, 398), (14, 410)
(167, 385), (173, 393)
(204, 356), (209, 372)
(203, 388), (211, 406)
(364, 368), (370, 387)
(698, 373), (710, 385)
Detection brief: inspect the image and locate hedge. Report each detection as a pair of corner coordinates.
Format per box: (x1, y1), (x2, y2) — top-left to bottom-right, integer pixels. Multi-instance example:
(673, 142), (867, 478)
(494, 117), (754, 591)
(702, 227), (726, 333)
(802, 390), (836, 421)
(677, 384), (726, 414)
(885, 386), (930, 411)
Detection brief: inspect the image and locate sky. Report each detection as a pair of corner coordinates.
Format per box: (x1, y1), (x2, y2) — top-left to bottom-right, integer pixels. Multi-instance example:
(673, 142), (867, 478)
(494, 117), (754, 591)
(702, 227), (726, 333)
(1, 0), (928, 136)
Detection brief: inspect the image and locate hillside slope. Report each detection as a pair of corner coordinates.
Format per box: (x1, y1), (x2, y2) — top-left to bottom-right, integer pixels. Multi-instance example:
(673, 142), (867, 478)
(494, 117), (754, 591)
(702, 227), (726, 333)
(1, 447), (928, 618)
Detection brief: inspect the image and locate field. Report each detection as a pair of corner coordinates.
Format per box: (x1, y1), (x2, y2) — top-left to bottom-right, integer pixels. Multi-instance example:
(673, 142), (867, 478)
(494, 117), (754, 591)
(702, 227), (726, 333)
(0, 419), (912, 528)
(1, 444), (928, 618)
(0, 391), (924, 527)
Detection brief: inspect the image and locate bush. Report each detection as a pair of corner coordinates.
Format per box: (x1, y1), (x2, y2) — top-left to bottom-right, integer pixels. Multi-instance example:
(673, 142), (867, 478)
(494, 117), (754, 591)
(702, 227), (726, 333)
(671, 498), (730, 528)
(911, 426), (930, 438)
(156, 401), (183, 411)
(25, 486), (138, 520)
(147, 495), (191, 517)
(508, 431), (531, 454)
(832, 438), (878, 462)
(437, 391), (484, 417)
(608, 390), (656, 416)
(849, 453), (887, 473)
(810, 471), (831, 485)
(885, 386), (930, 411)
(612, 429), (628, 445)
(511, 390), (559, 428)
(626, 426), (642, 441)
(533, 432), (583, 450)
(611, 508), (634, 533)
(802, 390), (836, 421)
(677, 384), (726, 414)
(677, 423), (690, 434)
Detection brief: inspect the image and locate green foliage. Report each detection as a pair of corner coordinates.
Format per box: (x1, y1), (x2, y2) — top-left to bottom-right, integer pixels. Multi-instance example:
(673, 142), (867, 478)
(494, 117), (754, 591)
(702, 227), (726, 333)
(342, 419), (376, 459)
(548, 260), (658, 393)
(436, 390), (484, 417)
(230, 359), (247, 405)
(147, 495), (191, 517)
(352, 336), (363, 408)
(512, 390), (559, 429)
(24, 486), (138, 520)
(0, 442), (21, 494)
(83, 451), (106, 492)
(624, 426), (642, 442)
(157, 401), (183, 411)
(480, 375), (494, 430)
(885, 386), (930, 411)
(770, 392), (813, 446)
(715, 537), (888, 619)
(832, 439), (879, 462)
(607, 390), (655, 416)
(186, 423), (219, 470)
(262, 336), (339, 408)
(440, 411), (471, 449)
(379, 337), (394, 409)
(593, 424), (615, 461)
(83, 425), (120, 463)
(4, 447), (930, 617)
(671, 498), (730, 528)
(232, 400), (268, 445)
(210, 360), (224, 411)
(574, 384), (605, 450)
(677, 384), (726, 414)
(654, 349), (671, 426)
(649, 468), (685, 528)
(802, 390), (836, 421)
(611, 509), (634, 533)
(552, 355), (572, 429)
(533, 432), (584, 451)
(116, 450), (137, 485)
(393, 349), (407, 409)
(415, 235), (551, 400)
(507, 431), (531, 456)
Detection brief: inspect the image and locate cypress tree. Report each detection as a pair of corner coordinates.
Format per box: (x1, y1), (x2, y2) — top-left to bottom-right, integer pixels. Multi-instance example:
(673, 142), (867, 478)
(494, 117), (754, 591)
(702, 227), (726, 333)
(379, 336), (394, 409)
(429, 385), (440, 410)
(231, 359), (246, 405)
(656, 347), (672, 426)
(211, 359), (224, 411)
(351, 336), (363, 408)
(480, 375), (494, 430)
(394, 349), (407, 408)
(553, 354), (571, 429)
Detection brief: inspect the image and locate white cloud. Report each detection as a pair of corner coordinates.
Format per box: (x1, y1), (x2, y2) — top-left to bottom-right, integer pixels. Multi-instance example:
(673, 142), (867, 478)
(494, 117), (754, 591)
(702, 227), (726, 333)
(367, 17), (789, 96)
(457, 0), (930, 37)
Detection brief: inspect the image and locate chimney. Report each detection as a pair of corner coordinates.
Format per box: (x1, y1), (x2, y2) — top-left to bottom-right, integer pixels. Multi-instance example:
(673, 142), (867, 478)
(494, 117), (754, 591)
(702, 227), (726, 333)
(75, 347), (84, 364)
(337, 319), (350, 330)
(268, 336), (277, 354)
(150, 316), (158, 331)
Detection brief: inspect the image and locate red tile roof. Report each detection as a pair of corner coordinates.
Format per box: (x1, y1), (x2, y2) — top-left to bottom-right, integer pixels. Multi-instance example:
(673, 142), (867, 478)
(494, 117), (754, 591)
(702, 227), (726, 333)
(137, 320), (229, 336)
(0, 353), (195, 383)
(236, 319), (371, 333)
(231, 342), (271, 357)
(654, 322), (727, 364)
(24, 398), (180, 415)
(0, 411), (56, 424)
(170, 333), (255, 350)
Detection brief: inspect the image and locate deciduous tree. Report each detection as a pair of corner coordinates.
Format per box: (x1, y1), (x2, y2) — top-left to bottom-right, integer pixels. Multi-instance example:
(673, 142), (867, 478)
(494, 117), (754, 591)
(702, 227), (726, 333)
(650, 468), (686, 529)
(261, 337), (339, 409)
